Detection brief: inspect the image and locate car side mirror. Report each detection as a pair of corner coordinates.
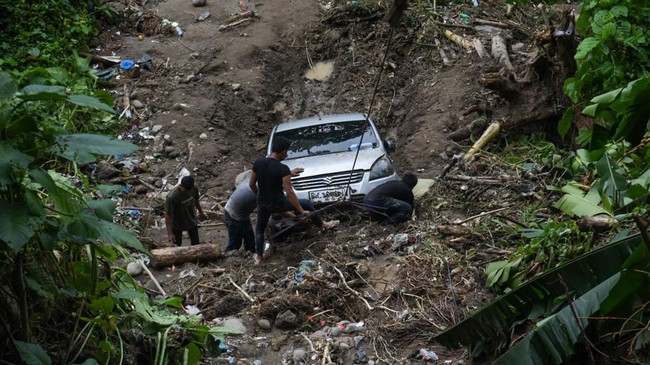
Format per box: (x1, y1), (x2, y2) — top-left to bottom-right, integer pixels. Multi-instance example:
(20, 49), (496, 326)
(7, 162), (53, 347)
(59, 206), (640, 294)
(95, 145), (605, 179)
(383, 139), (396, 152)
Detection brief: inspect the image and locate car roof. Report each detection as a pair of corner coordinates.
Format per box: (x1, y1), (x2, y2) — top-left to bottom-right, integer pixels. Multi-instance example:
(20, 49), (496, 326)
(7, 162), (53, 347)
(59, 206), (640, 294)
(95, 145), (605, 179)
(275, 113), (369, 132)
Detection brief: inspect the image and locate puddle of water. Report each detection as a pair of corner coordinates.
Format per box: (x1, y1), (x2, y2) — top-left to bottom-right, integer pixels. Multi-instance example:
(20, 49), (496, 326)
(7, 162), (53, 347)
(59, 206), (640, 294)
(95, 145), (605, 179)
(305, 61), (334, 81)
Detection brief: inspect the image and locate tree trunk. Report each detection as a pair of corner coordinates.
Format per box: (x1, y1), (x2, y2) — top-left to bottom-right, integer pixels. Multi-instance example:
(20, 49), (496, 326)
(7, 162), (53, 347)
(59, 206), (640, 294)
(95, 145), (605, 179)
(150, 244), (223, 268)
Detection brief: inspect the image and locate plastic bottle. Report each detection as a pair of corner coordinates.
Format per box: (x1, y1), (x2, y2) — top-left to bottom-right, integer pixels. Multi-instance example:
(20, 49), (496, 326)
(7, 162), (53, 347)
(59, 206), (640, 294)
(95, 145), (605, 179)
(175, 26), (184, 37)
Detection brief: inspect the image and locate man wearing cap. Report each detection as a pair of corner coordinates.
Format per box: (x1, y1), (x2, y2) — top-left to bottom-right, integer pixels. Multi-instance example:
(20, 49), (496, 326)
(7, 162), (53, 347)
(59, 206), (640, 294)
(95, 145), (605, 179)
(165, 176), (207, 246)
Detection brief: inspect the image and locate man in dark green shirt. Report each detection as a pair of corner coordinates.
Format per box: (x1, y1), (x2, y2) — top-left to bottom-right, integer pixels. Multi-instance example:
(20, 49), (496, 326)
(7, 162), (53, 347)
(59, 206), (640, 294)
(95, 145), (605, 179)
(164, 176), (207, 246)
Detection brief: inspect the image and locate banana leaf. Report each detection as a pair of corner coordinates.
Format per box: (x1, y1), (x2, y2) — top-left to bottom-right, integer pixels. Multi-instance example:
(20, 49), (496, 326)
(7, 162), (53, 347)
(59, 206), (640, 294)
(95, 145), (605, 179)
(433, 232), (642, 354)
(493, 272), (621, 365)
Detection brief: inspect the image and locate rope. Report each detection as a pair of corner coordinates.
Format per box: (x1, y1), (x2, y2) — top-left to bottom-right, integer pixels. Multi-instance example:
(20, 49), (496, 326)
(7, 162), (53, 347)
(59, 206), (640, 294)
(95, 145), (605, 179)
(342, 26), (397, 200)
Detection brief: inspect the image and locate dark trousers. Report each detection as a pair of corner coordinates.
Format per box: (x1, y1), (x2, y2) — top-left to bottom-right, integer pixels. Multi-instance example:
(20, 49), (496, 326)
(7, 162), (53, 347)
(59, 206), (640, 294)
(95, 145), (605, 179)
(363, 198), (412, 226)
(254, 199), (323, 255)
(172, 226), (200, 246)
(224, 210), (255, 253)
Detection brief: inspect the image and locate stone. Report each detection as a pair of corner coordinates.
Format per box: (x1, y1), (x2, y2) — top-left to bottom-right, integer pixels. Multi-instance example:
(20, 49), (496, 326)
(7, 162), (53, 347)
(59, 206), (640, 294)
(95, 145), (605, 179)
(152, 124), (163, 134)
(126, 261), (142, 276)
(292, 348), (307, 363)
(192, 0), (206, 7)
(330, 326), (343, 336)
(94, 160), (121, 180)
(168, 151), (180, 158)
(274, 310), (297, 330)
(154, 180), (163, 188)
(135, 185), (148, 194)
(231, 83), (241, 91)
(131, 99), (144, 109)
(186, 75), (196, 83)
(310, 330), (327, 341)
(199, 133), (208, 139)
(257, 318), (271, 330)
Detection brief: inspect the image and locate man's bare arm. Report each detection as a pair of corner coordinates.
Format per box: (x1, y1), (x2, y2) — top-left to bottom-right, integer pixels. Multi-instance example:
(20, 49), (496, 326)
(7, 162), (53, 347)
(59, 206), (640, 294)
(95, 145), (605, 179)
(283, 175), (306, 214)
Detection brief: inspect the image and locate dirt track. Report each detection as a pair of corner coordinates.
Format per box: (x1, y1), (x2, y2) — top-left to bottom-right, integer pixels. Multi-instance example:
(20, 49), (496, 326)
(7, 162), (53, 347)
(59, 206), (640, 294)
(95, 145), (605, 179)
(97, 0), (558, 363)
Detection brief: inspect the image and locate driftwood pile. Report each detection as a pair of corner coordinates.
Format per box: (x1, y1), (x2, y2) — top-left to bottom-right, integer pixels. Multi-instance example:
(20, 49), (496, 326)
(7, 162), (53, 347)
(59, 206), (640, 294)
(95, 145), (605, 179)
(434, 5), (579, 160)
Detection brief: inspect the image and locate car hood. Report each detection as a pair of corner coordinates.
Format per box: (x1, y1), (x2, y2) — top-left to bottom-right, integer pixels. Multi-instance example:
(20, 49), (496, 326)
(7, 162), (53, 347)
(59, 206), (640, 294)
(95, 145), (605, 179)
(283, 148), (385, 175)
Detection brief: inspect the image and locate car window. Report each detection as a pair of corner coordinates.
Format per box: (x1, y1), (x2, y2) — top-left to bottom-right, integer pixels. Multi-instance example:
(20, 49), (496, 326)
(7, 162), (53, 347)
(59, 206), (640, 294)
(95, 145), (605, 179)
(276, 120), (379, 159)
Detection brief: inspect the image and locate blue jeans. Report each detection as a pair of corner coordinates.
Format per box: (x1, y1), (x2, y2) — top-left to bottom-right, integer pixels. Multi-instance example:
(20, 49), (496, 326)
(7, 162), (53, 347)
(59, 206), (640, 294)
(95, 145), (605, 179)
(254, 199), (323, 255)
(224, 210), (255, 253)
(363, 198), (412, 226)
(172, 226), (200, 246)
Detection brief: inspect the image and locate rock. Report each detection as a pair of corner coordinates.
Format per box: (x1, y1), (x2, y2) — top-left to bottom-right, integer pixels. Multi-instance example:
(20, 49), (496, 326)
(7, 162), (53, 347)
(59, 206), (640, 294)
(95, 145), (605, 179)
(190, 52), (200, 58)
(274, 310), (298, 330)
(192, 0), (206, 7)
(199, 133), (208, 139)
(135, 185), (148, 194)
(152, 124), (163, 134)
(131, 99), (144, 109)
(126, 261), (142, 276)
(164, 134), (172, 140)
(186, 75), (196, 83)
(292, 348), (307, 363)
(219, 146), (230, 155)
(138, 162), (149, 172)
(164, 146), (176, 154)
(168, 151), (180, 158)
(129, 90), (139, 99)
(94, 160), (121, 180)
(154, 179), (163, 188)
(231, 83), (241, 91)
(330, 326), (343, 336)
(338, 342), (351, 351)
(310, 330), (327, 341)
(144, 279), (160, 292)
(257, 318), (271, 331)
(208, 127), (215, 131)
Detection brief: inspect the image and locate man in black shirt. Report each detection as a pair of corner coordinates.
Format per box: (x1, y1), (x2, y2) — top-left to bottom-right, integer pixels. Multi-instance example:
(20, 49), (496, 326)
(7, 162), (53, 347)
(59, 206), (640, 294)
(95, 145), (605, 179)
(363, 173), (418, 226)
(249, 136), (338, 264)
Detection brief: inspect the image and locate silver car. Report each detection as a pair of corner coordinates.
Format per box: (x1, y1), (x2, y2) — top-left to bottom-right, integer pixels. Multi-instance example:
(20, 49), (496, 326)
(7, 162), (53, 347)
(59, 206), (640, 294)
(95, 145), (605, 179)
(266, 113), (399, 204)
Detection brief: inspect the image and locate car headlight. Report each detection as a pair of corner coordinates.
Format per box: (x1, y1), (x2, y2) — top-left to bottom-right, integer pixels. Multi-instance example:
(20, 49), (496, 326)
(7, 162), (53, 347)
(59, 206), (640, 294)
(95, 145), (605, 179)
(369, 156), (395, 180)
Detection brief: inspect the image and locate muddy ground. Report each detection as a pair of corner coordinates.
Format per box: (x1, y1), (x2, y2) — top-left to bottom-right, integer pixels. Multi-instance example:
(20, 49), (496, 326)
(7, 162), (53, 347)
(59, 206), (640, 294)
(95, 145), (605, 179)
(95, 0), (568, 363)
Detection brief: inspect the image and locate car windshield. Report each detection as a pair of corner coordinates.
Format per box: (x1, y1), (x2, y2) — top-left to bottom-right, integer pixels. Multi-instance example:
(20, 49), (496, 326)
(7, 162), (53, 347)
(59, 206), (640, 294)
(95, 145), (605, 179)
(275, 120), (379, 159)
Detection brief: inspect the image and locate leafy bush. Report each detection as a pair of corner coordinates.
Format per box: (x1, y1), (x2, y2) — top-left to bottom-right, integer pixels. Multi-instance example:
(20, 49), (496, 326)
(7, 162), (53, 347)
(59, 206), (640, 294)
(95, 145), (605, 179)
(0, 0), (102, 68)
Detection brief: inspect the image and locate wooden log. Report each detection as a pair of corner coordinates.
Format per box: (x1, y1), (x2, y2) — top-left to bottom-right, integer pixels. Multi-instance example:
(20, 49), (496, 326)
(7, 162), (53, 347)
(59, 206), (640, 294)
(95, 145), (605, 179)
(491, 35), (513, 70)
(150, 244), (223, 268)
(577, 216), (617, 233)
(463, 122), (501, 163)
(444, 29), (473, 51)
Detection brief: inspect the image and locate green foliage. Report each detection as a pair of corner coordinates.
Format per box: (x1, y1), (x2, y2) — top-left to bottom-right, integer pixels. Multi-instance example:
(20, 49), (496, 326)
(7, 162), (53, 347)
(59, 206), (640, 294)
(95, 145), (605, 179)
(555, 150), (649, 218)
(434, 231), (643, 357)
(566, 2), (650, 104)
(0, 0), (100, 68)
(580, 77), (650, 147)
(560, 1), (650, 147)
(486, 220), (592, 290)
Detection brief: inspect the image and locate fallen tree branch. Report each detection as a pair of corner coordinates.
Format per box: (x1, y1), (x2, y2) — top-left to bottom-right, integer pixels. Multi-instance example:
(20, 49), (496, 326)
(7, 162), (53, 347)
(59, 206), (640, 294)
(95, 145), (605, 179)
(444, 29), (473, 51)
(455, 206), (510, 224)
(228, 277), (256, 303)
(139, 260), (167, 297)
(463, 122), (501, 162)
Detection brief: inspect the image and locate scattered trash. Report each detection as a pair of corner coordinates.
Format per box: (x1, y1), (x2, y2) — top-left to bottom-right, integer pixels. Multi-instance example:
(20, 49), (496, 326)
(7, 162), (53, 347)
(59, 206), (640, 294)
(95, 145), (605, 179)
(138, 127), (155, 140)
(185, 304), (201, 315)
(120, 59), (135, 70)
(137, 53), (156, 72)
(179, 269), (197, 278)
(392, 233), (410, 250)
(174, 25), (184, 37)
(418, 348), (439, 361)
(93, 68), (117, 80)
(198, 11), (211, 21)
(253, 360), (262, 365)
(472, 0), (479, 7)
(227, 356), (235, 365)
